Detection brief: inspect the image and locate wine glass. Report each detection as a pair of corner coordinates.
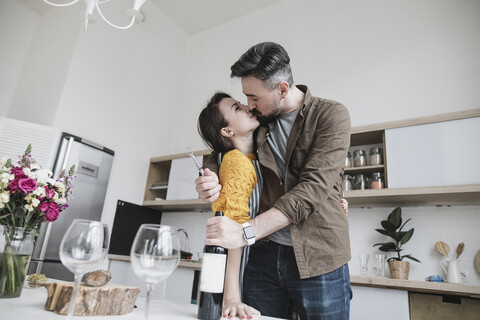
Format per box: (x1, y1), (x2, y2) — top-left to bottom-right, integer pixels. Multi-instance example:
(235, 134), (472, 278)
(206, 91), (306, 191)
(59, 219), (109, 319)
(130, 224), (180, 319)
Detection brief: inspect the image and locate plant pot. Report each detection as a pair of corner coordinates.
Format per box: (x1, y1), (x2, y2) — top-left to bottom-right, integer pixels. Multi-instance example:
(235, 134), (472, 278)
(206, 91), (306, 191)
(388, 260), (410, 280)
(0, 225), (36, 298)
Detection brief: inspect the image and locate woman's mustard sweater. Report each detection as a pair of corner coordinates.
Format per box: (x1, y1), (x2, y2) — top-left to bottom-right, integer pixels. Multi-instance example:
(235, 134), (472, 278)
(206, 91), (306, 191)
(211, 149), (257, 224)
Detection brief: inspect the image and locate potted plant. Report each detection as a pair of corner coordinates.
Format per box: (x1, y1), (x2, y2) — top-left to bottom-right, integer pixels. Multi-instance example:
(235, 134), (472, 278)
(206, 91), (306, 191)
(373, 207), (421, 279)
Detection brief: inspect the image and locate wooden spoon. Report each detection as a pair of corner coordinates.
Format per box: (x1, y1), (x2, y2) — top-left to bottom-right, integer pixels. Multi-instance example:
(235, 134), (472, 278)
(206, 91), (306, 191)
(456, 242), (465, 259)
(435, 241), (450, 259)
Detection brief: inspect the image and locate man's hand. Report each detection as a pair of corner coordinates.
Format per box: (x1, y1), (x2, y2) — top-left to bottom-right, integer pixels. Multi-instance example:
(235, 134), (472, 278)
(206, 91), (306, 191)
(205, 216), (246, 249)
(195, 168), (221, 203)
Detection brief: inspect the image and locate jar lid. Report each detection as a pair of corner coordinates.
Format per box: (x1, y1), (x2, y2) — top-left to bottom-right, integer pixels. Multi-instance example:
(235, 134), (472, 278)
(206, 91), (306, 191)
(353, 149), (366, 156)
(370, 147), (383, 154)
(371, 172), (383, 178)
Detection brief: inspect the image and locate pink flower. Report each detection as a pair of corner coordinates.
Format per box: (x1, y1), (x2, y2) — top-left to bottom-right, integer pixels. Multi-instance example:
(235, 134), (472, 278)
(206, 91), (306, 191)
(38, 201), (50, 212)
(11, 167), (26, 178)
(8, 178), (20, 193)
(18, 178), (37, 193)
(44, 202), (60, 222)
(44, 187), (55, 199)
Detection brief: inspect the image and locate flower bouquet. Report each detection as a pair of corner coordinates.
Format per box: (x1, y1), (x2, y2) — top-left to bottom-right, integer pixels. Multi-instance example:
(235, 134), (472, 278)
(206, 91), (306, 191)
(0, 144), (75, 298)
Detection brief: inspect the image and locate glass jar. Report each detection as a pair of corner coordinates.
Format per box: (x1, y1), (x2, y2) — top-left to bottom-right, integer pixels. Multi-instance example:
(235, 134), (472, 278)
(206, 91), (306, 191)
(369, 147), (383, 166)
(353, 150), (367, 167)
(354, 174), (368, 190)
(370, 172), (385, 189)
(345, 152), (353, 168)
(343, 174), (353, 191)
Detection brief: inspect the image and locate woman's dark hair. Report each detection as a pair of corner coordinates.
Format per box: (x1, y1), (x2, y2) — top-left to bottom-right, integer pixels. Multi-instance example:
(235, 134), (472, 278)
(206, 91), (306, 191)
(197, 92), (235, 153)
(230, 42), (294, 89)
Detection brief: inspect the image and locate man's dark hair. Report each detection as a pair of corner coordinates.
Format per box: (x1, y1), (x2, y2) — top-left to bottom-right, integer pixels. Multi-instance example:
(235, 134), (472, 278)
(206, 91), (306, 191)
(197, 92), (235, 153)
(230, 42), (294, 89)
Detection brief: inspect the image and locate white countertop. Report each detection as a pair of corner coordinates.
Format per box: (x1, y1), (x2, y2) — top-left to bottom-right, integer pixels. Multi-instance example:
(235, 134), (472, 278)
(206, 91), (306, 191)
(0, 285), (284, 320)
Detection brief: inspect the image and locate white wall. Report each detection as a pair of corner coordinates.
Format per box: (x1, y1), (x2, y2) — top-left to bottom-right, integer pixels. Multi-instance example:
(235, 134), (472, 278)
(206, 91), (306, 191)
(0, 1), (189, 237)
(0, 1), (39, 118)
(177, 0), (480, 152)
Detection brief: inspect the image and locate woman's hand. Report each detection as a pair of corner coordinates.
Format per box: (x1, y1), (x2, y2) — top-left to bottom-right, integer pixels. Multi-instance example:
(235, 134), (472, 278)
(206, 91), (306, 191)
(222, 298), (260, 319)
(195, 168), (221, 203)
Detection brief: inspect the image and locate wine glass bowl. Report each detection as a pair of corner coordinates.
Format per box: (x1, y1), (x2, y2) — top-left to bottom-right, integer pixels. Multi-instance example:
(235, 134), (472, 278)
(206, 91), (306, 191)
(59, 219), (109, 319)
(130, 224), (180, 319)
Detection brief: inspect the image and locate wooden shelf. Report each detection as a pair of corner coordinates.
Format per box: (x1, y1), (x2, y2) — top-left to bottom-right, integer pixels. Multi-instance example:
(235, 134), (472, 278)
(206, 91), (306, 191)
(142, 199), (211, 212)
(345, 165), (385, 175)
(140, 184), (480, 212)
(351, 275), (480, 298)
(345, 184), (480, 207)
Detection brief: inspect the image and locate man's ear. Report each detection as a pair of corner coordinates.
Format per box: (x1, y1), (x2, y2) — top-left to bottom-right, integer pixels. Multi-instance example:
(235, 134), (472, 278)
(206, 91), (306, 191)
(221, 127), (234, 138)
(279, 81), (289, 98)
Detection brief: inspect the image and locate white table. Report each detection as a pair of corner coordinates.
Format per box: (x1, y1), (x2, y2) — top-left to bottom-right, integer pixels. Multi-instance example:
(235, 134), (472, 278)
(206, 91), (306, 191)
(0, 285), (284, 320)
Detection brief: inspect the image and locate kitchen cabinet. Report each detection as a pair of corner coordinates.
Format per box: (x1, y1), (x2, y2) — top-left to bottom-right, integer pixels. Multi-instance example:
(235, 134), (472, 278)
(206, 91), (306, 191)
(142, 108), (480, 210)
(350, 286), (409, 320)
(409, 292), (480, 320)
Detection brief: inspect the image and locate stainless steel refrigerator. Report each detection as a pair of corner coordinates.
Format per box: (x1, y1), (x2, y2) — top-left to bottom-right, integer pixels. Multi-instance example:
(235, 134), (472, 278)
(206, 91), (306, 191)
(28, 133), (114, 280)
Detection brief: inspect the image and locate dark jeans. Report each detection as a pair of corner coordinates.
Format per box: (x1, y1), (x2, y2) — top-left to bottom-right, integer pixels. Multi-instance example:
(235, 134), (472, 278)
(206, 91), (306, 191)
(243, 241), (352, 320)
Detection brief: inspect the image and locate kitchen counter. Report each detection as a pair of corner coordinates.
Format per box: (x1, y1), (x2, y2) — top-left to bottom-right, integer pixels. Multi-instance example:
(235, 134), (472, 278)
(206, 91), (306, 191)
(0, 284), (284, 320)
(351, 275), (480, 298)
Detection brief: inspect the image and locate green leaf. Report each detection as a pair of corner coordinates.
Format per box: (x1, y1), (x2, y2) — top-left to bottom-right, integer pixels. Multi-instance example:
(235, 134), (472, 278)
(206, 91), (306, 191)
(373, 242), (397, 252)
(375, 229), (396, 239)
(400, 229), (414, 245)
(402, 255), (421, 263)
(381, 220), (397, 232)
(399, 218), (411, 232)
(388, 207), (402, 228)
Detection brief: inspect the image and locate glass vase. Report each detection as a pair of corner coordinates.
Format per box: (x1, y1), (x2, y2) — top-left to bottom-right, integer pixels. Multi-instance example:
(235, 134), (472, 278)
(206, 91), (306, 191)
(0, 225), (36, 298)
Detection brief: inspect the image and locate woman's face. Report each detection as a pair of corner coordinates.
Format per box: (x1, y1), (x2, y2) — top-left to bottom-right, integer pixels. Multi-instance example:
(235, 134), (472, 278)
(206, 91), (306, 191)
(219, 97), (260, 136)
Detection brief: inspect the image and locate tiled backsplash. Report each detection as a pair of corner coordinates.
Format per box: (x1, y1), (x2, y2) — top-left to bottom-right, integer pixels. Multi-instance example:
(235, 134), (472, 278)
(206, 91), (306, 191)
(348, 205), (480, 285)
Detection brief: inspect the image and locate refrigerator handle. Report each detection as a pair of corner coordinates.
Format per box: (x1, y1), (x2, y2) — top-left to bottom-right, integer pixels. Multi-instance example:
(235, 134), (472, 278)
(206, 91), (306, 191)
(60, 137), (75, 174)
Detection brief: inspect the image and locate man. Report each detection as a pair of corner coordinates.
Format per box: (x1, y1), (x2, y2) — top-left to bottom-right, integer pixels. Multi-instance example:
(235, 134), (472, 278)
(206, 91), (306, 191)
(196, 42), (352, 320)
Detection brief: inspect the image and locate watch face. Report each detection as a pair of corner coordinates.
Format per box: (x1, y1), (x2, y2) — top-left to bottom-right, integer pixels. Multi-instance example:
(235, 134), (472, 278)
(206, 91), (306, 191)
(243, 226), (255, 239)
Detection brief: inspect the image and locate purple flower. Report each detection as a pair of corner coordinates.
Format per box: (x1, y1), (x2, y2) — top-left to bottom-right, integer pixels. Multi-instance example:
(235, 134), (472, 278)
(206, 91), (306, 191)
(44, 202), (60, 222)
(18, 178), (37, 193)
(44, 187), (55, 199)
(38, 201), (50, 213)
(11, 167), (26, 178)
(8, 178), (20, 193)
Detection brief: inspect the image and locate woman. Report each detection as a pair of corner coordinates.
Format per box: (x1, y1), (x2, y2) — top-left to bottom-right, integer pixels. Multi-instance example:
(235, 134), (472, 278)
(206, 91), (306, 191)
(198, 92), (261, 319)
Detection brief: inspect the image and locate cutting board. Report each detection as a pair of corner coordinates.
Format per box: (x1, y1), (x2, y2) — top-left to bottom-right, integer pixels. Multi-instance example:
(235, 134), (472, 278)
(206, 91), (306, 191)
(43, 282), (140, 316)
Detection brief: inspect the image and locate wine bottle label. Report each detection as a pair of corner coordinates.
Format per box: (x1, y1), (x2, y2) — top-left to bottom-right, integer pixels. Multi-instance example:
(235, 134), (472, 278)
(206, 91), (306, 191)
(199, 253), (227, 293)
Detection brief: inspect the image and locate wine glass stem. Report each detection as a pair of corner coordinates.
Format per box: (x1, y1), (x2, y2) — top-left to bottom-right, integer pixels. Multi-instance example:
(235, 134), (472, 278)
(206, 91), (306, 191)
(66, 273), (82, 319)
(145, 283), (155, 319)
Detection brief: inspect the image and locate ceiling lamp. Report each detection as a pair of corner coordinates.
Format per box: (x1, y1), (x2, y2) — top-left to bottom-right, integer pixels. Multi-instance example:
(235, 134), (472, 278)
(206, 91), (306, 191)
(43, 0), (146, 31)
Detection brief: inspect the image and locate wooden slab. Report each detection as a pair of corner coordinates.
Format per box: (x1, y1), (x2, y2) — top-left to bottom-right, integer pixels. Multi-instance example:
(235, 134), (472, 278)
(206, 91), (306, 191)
(43, 282), (140, 316)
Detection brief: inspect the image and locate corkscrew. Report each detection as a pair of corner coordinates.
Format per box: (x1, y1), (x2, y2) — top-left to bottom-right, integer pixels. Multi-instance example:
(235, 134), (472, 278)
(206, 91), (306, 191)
(187, 146), (204, 176)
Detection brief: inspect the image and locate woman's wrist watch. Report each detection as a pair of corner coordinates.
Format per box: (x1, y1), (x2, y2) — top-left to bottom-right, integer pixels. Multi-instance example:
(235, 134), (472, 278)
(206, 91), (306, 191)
(242, 222), (256, 246)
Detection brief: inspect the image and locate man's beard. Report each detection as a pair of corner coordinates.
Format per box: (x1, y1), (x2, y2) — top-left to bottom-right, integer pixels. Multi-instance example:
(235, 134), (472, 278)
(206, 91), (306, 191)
(251, 108), (279, 126)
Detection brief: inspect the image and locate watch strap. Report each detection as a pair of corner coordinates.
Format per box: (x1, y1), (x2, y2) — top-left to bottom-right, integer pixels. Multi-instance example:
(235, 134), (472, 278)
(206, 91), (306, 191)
(242, 222), (255, 246)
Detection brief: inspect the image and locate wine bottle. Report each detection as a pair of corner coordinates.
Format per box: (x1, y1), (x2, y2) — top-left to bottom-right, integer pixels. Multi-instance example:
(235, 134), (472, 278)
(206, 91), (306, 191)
(197, 211), (227, 320)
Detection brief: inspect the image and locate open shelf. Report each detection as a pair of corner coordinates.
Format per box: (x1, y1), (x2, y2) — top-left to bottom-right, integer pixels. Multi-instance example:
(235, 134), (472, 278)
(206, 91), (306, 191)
(344, 184), (480, 207)
(143, 199), (211, 212)
(345, 164), (385, 175)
